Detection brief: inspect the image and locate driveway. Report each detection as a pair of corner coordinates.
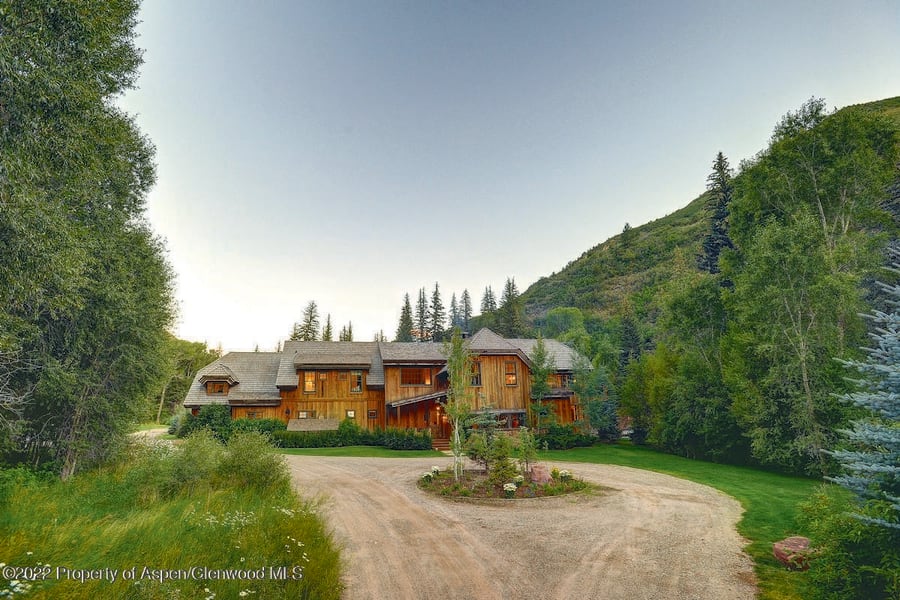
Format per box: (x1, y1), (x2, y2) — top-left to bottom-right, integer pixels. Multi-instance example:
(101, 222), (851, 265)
(285, 456), (757, 600)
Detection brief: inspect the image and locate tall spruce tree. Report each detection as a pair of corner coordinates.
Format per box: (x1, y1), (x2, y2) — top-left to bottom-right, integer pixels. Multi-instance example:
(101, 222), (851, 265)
(697, 152), (735, 277)
(322, 314), (333, 341)
(497, 277), (524, 337)
(395, 294), (414, 342)
(830, 252), (900, 529)
(461, 289), (473, 331)
(429, 282), (446, 341)
(339, 322), (354, 341)
(481, 286), (497, 314)
(449, 293), (460, 329)
(415, 288), (429, 341)
(297, 301), (320, 341)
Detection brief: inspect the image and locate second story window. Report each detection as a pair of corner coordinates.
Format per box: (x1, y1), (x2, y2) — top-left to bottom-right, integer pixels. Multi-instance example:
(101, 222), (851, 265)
(470, 361), (482, 387)
(401, 368), (431, 386)
(206, 381), (227, 395)
(351, 370), (363, 393)
(504, 361), (517, 386)
(303, 371), (316, 393)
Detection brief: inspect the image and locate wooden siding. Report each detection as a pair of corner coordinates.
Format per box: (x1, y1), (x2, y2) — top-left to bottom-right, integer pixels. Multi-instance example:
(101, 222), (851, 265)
(384, 366), (441, 401)
(469, 355), (531, 412)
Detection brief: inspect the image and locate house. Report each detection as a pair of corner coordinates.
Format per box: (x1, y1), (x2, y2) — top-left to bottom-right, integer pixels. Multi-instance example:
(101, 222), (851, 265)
(183, 328), (584, 440)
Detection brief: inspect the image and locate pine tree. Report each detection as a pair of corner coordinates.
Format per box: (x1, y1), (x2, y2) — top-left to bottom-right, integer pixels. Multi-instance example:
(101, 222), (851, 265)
(322, 314), (333, 341)
(449, 293), (460, 329)
(296, 301), (320, 341)
(395, 294), (414, 342)
(619, 314), (642, 376)
(498, 277), (524, 337)
(697, 152), (735, 277)
(289, 322), (302, 341)
(461, 289), (473, 331)
(339, 322), (354, 341)
(830, 253), (900, 529)
(528, 334), (554, 429)
(429, 282), (446, 341)
(415, 288), (429, 342)
(481, 286), (497, 314)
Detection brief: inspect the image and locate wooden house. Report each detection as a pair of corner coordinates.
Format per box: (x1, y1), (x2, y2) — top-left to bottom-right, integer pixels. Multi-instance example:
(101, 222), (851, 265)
(183, 328), (585, 441)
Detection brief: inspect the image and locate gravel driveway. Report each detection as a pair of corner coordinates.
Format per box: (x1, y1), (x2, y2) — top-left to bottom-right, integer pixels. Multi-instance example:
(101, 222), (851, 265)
(286, 456), (757, 600)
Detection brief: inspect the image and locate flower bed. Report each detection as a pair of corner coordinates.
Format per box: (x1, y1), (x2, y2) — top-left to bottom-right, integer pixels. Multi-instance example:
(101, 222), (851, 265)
(418, 467), (590, 500)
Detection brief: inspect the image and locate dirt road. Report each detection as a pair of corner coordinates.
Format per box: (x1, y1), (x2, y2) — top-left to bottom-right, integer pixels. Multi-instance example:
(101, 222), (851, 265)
(285, 456), (757, 600)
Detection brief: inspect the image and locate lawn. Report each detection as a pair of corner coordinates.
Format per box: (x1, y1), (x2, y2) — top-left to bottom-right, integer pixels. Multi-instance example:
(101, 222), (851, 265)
(542, 442), (819, 600)
(280, 446), (444, 458)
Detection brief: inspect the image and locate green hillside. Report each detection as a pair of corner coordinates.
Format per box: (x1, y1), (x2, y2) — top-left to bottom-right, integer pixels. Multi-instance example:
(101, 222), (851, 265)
(522, 95), (900, 323)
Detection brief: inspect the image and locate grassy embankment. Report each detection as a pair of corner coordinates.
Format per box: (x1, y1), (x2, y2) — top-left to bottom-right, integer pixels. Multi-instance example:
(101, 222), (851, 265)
(0, 432), (341, 599)
(542, 443), (819, 600)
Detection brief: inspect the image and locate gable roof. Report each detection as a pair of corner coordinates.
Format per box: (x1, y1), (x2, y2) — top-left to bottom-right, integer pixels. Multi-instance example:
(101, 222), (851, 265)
(507, 338), (581, 371)
(185, 352), (282, 407)
(379, 342), (445, 364)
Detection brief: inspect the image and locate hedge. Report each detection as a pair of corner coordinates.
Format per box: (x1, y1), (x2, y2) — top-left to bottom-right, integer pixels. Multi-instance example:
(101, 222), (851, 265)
(273, 420), (432, 450)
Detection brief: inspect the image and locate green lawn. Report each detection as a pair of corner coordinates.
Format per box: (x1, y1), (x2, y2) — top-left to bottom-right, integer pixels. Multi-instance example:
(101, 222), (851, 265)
(280, 446), (445, 458)
(542, 443), (819, 600)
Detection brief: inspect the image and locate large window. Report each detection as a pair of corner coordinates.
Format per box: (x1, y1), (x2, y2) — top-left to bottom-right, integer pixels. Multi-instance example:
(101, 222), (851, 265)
(470, 361), (482, 387)
(559, 373), (574, 389)
(504, 361), (518, 386)
(303, 371), (316, 393)
(401, 368), (431, 386)
(350, 370), (363, 393)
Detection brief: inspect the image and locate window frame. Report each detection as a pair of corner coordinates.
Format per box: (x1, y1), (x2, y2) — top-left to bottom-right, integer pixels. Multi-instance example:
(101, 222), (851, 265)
(303, 371), (316, 394)
(504, 361), (518, 386)
(470, 361), (482, 387)
(206, 381), (228, 395)
(400, 367), (431, 387)
(350, 370), (363, 393)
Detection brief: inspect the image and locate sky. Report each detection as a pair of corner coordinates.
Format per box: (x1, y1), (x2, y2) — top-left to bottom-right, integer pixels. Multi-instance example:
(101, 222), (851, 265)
(117, 0), (900, 352)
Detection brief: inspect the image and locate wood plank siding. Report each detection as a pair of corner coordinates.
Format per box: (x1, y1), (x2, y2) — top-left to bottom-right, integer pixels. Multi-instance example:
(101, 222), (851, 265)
(469, 355), (531, 412)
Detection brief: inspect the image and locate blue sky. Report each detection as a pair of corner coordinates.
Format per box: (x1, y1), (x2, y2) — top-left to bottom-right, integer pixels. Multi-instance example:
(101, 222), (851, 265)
(119, 0), (900, 351)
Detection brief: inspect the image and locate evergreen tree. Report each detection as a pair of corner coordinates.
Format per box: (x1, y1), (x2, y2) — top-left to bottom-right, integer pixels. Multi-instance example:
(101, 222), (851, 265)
(697, 152), (735, 277)
(415, 288), (429, 342)
(461, 289), (473, 331)
(481, 286), (497, 314)
(395, 294), (414, 342)
(339, 322), (354, 342)
(322, 314), (333, 341)
(429, 282), (446, 341)
(449, 293), (460, 329)
(830, 253), (900, 529)
(497, 277), (525, 337)
(297, 301), (320, 341)
(619, 315), (642, 376)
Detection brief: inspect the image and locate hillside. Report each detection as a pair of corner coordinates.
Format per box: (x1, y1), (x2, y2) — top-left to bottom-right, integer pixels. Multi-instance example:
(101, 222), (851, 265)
(521, 95), (900, 323)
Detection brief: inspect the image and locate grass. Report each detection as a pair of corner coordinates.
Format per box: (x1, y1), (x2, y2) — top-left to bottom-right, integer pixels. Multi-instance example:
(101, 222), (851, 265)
(0, 433), (342, 599)
(279, 445), (444, 458)
(542, 442), (819, 600)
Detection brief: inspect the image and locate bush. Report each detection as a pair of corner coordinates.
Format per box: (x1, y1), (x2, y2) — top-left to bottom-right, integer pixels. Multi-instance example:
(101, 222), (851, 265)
(537, 424), (594, 450)
(272, 422), (432, 450)
(231, 417), (287, 436)
(179, 404), (232, 441)
(799, 485), (900, 599)
(169, 430), (223, 494)
(218, 431), (291, 493)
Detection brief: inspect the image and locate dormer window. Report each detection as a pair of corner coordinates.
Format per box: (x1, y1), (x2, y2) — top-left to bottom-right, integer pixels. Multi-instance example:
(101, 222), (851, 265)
(206, 381), (228, 395)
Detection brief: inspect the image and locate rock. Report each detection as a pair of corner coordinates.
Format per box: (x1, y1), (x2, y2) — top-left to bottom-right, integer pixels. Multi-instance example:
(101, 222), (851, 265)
(531, 464), (551, 484)
(772, 536), (815, 571)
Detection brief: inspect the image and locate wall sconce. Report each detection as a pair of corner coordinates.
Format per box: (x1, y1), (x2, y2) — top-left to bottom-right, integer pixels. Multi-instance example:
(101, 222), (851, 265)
(285, 408), (291, 416)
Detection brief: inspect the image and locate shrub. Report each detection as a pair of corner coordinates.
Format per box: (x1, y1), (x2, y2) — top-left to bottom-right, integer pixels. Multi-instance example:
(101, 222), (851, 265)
(231, 417), (287, 436)
(169, 430), (223, 494)
(536, 424), (594, 450)
(272, 424), (432, 450)
(218, 431), (291, 493)
(179, 405), (232, 441)
(799, 486), (900, 599)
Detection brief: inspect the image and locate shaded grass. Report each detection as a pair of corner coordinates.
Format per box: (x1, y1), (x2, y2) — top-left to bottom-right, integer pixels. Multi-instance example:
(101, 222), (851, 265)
(542, 442), (819, 600)
(0, 436), (342, 599)
(280, 446), (444, 458)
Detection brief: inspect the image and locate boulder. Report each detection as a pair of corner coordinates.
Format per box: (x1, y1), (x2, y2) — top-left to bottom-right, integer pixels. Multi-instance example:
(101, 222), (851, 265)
(772, 536), (815, 571)
(530, 464), (552, 484)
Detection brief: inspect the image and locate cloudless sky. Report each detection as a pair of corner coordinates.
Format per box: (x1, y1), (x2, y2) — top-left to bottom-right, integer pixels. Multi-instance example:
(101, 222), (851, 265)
(118, 0), (900, 351)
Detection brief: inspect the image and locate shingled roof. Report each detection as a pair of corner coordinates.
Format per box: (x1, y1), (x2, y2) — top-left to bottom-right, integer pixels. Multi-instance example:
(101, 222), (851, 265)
(507, 338), (581, 371)
(184, 352), (283, 407)
(379, 342), (445, 363)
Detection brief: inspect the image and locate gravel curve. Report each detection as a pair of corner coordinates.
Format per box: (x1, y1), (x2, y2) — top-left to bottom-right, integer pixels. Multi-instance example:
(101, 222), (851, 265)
(285, 455), (758, 600)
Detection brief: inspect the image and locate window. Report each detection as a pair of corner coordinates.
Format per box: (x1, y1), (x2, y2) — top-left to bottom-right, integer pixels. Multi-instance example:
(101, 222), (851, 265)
(367, 409), (377, 419)
(206, 382), (227, 395)
(504, 361), (517, 386)
(350, 370), (363, 393)
(559, 373), (574, 389)
(297, 410), (315, 419)
(346, 409), (356, 419)
(246, 411), (258, 419)
(470, 361), (482, 387)
(401, 368), (431, 386)
(303, 372), (316, 393)
(338, 372), (348, 380)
